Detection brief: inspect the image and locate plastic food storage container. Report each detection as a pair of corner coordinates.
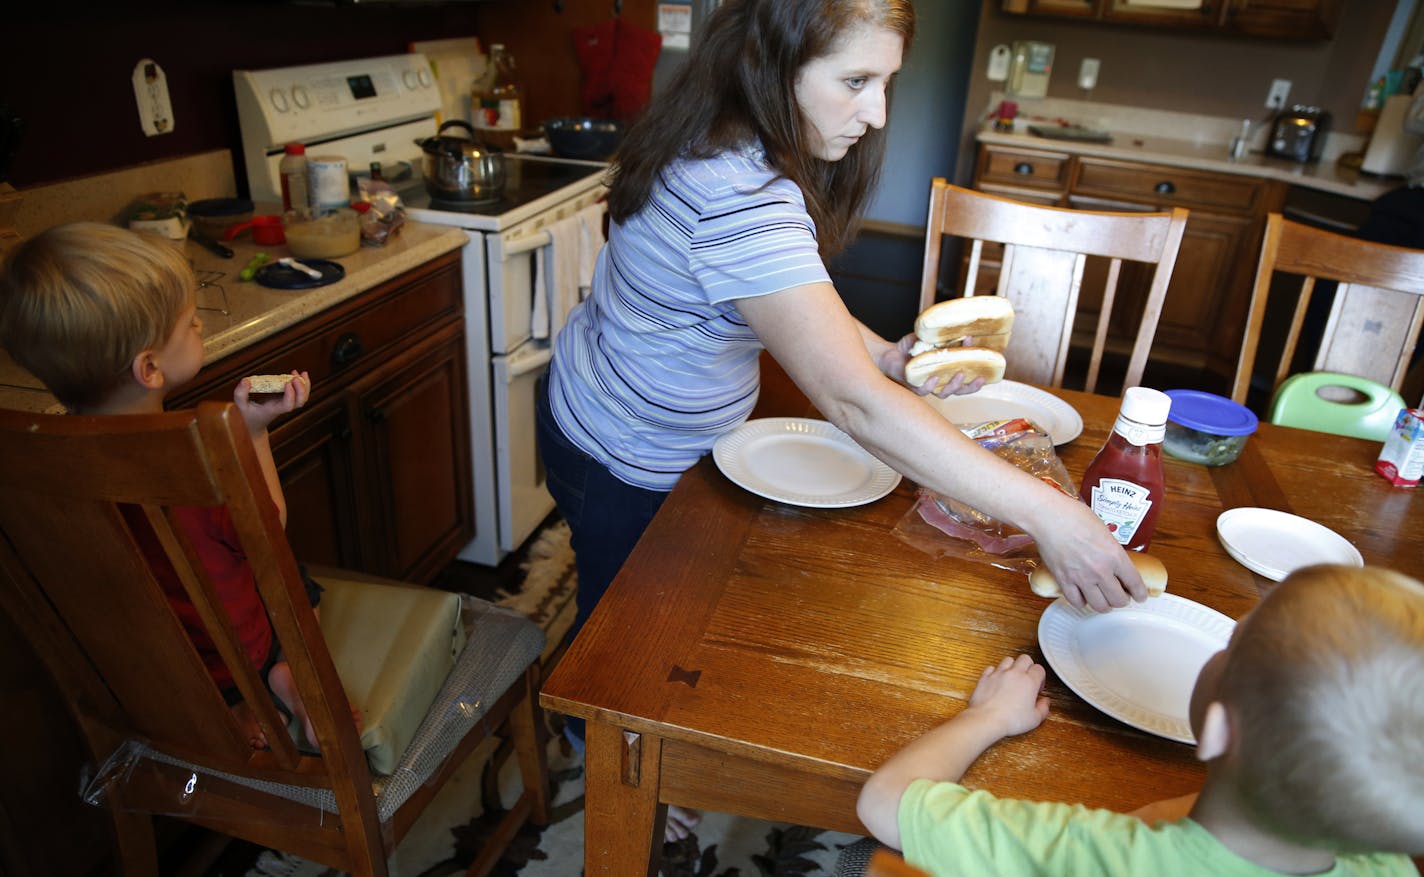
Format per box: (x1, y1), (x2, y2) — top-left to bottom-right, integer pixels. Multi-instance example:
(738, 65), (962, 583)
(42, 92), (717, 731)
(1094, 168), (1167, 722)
(1162, 390), (1259, 466)
(282, 207), (361, 259)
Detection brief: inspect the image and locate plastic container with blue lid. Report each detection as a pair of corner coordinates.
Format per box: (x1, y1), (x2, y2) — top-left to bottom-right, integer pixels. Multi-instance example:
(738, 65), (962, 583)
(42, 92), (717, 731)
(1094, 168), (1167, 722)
(1162, 389), (1259, 466)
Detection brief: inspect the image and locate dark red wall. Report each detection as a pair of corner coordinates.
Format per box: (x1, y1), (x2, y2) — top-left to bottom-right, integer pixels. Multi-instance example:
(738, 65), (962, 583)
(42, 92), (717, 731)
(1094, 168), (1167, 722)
(3, 2), (492, 189)
(4, 1), (661, 193)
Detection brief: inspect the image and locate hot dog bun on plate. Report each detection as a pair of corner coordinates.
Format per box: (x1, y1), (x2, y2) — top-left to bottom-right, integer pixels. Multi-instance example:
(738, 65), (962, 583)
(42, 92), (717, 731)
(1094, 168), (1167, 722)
(905, 296), (1013, 388)
(1028, 551), (1168, 599)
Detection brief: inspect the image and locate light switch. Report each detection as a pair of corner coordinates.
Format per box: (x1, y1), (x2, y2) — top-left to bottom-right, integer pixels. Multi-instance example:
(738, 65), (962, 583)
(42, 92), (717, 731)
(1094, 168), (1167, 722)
(1078, 58), (1101, 91)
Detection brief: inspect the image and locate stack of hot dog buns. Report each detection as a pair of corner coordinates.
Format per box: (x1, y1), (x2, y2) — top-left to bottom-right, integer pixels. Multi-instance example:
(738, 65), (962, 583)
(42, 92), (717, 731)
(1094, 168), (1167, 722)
(904, 296), (1014, 388)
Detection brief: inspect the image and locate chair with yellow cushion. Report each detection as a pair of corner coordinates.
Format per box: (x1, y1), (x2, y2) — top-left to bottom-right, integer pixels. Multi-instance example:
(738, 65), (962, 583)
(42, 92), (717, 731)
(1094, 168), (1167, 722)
(0, 402), (549, 877)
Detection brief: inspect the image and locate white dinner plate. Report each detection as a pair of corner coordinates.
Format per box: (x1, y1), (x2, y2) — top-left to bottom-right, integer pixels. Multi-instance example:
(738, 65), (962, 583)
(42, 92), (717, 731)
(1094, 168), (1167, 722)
(1215, 507), (1364, 582)
(1038, 594), (1236, 744)
(922, 381), (1084, 445)
(712, 418), (902, 508)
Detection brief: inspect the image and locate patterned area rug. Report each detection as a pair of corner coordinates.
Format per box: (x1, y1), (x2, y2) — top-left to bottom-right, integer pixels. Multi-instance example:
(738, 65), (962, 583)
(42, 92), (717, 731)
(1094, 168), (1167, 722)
(244, 520), (864, 877)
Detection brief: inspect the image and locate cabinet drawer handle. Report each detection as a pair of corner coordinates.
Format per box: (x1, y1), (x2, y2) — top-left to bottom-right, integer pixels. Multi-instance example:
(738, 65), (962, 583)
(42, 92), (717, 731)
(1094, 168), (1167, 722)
(332, 332), (365, 368)
(1013, 162), (1034, 175)
(1154, 181), (1176, 195)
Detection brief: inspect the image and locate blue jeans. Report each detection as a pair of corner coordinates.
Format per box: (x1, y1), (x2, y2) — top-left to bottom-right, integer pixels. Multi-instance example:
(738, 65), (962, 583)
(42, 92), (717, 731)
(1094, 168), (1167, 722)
(535, 374), (669, 739)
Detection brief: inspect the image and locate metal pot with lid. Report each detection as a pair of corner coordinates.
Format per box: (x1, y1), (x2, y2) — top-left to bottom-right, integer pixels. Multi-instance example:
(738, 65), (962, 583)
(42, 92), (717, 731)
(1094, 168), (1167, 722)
(416, 120), (506, 202)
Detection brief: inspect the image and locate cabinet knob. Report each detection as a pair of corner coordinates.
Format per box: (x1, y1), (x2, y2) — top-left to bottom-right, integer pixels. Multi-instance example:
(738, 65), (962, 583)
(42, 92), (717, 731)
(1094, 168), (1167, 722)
(1154, 181), (1176, 195)
(331, 332), (365, 368)
(366, 407), (387, 424)
(1013, 162), (1034, 175)
(336, 425), (352, 442)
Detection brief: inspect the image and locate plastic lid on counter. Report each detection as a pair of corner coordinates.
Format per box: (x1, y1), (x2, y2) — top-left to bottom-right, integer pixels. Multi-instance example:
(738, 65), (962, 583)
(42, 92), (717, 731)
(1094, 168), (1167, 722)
(1164, 389), (1259, 436)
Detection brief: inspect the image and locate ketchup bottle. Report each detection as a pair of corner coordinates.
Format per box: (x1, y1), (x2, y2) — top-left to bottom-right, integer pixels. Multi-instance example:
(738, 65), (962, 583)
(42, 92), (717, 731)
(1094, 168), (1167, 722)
(1078, 387), (1172, 551)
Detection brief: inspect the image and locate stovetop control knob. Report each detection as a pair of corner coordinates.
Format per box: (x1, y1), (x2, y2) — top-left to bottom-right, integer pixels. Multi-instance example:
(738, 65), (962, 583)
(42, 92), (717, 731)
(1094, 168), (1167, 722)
(417, 68), (432, 88)
(403, 69), (419, 91)
(269, 88), (289, 113)
(291, 85), (310, 110)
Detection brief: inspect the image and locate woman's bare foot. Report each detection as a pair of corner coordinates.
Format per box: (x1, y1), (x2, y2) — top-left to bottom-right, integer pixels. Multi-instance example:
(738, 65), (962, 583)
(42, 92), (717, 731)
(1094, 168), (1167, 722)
(664, 806), (701, 842)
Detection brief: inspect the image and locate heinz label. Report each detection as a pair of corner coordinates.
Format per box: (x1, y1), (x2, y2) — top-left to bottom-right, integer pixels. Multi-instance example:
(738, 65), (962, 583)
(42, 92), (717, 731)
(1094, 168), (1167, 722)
(1086, 478), (1154, 544)
(1375, 408), (1424, 488)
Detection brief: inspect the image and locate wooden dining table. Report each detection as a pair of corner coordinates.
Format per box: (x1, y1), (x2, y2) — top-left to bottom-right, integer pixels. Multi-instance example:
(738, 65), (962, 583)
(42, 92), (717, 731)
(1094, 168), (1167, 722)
(540, 362), (1424, 876)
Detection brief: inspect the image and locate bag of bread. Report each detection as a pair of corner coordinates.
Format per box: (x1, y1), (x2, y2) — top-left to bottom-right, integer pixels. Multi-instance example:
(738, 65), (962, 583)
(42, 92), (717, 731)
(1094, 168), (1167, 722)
(892, 417), (1077, 574)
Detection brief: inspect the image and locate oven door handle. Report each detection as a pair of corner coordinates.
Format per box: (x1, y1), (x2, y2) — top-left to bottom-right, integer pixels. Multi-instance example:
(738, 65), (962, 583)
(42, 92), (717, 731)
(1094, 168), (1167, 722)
(505, 344), (553, 380)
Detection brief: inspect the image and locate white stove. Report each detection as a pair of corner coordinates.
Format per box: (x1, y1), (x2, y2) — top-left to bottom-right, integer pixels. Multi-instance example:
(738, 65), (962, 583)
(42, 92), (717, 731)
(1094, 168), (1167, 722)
(236, 54), (607, 566)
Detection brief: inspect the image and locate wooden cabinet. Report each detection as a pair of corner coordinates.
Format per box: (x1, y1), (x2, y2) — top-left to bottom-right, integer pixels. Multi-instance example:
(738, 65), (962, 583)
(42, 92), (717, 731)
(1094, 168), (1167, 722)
(1003, 0), (1340, 39)
(170, 249), (473, 585)
(970, 143), (1285, 389)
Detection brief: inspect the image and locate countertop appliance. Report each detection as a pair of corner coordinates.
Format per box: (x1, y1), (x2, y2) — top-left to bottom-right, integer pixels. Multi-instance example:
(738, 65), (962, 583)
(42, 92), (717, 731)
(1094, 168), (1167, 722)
(1361, 92), (1423, 178)
(1266, 105), (1331, 163)
(235, 55), (608, 566)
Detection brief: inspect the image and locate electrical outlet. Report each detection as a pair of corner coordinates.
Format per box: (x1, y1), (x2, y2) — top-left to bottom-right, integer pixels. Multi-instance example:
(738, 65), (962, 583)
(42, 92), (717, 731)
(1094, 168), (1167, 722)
(1078, 58), (1100, 91)
(1265, 79), (1292, 110)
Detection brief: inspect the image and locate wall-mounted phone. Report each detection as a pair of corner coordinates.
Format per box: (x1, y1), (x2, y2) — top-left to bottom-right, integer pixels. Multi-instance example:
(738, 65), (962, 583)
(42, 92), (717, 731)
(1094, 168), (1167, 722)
(1007, 41), (1054, 99)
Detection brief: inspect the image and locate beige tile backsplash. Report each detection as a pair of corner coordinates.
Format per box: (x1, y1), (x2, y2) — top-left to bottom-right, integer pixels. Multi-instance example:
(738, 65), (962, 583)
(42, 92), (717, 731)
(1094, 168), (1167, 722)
(6, 150), (238, 240)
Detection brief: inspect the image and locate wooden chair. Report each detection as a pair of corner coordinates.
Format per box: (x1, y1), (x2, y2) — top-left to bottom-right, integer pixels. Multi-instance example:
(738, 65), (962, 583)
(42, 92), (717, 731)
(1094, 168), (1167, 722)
(1230, 212), (1424, 408)
(0, 402), (550, 877)
(919, 179), (1189, 394)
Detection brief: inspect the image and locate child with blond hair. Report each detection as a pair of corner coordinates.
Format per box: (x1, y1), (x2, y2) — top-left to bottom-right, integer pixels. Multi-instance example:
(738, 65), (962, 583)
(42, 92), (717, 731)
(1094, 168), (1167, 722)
(0, 222), (324, 749)
(858, 563), (1424, 876)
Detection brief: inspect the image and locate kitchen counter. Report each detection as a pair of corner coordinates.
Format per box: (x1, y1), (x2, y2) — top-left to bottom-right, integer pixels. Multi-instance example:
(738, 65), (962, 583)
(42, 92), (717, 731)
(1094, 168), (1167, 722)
(977, 128), (1397, 202)
(974, 96), (1402, 203)
(0, 219), (469, 413)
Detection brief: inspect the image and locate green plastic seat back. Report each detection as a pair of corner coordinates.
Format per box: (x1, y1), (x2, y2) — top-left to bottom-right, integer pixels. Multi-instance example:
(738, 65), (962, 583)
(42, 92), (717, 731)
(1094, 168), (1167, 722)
(1268, 372), (1407, 442)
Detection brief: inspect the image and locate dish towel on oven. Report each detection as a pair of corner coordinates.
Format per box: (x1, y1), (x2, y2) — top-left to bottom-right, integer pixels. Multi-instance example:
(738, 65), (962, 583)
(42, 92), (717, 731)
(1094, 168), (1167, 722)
(533, 203), (606, 341)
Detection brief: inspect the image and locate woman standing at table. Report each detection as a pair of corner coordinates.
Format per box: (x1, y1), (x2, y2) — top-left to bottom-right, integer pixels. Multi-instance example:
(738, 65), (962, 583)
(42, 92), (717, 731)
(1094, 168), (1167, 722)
(537, 0), (1145, 754)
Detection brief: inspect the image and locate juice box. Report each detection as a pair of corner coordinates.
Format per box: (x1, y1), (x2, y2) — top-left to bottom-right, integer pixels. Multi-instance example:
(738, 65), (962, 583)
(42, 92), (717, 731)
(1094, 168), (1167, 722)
(1375, 408), (1424, 487)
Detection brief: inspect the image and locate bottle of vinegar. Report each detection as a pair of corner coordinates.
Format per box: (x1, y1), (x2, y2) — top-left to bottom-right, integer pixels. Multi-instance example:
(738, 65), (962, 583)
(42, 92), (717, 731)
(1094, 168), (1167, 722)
(279, 142), (309, 211)
(1078, 387), (1172, 551)
(472, 44), (524, 150)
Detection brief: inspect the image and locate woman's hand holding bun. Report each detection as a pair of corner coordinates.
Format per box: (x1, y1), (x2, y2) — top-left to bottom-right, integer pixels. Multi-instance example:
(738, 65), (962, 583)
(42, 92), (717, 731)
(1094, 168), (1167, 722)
(904, 296), (1014, 390)
(1026, 497), (1151, 612)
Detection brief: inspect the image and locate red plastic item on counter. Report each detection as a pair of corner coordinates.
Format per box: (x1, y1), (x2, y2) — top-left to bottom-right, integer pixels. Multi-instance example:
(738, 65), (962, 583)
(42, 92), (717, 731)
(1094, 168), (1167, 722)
(1078, 387), (1171, 551)
(223, 214), (285, 246)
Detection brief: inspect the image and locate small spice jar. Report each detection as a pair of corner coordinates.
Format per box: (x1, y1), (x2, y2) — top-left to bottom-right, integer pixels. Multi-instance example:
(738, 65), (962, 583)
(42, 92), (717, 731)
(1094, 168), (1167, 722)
(1162, 390), (1259, 467)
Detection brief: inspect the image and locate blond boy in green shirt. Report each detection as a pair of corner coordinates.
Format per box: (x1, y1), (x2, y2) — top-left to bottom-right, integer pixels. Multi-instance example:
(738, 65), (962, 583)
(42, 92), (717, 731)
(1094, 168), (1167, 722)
(858, 564), (1423, 876)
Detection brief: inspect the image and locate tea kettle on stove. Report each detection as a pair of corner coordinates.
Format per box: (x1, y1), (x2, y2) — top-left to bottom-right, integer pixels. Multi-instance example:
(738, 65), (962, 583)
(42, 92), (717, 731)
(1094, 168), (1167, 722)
(415, 120), (506, 203)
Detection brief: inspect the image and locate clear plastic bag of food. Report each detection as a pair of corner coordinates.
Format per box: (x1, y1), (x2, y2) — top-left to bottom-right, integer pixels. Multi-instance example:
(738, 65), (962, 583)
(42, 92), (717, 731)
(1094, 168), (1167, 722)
(892, 418), (1078, 573)
(355, 173), (406, 246)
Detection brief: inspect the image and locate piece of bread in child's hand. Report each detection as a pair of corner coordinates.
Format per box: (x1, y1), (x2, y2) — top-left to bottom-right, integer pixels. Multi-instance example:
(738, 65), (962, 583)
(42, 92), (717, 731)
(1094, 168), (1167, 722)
(245, 374), (297, 394)
(1028, 552), (1168, 599)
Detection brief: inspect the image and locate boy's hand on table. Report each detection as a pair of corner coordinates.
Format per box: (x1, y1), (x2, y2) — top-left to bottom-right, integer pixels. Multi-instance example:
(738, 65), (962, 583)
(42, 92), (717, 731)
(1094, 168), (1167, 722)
(235, 371), (312, 436)
(963, 654), (1050, 739)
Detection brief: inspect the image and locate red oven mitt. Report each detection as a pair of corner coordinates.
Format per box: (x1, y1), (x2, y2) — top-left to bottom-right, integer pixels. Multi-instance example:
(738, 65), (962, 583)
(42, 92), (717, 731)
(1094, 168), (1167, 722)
(574, 17), (663, 121)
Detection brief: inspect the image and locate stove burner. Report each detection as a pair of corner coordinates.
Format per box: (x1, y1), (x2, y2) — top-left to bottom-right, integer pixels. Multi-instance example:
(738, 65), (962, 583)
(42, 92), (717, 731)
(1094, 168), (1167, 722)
(428, 195), (502, 212)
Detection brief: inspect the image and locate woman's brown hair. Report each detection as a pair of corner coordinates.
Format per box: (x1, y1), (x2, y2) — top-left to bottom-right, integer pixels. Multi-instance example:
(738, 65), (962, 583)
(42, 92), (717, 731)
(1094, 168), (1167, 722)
(606, 0), (916, 259)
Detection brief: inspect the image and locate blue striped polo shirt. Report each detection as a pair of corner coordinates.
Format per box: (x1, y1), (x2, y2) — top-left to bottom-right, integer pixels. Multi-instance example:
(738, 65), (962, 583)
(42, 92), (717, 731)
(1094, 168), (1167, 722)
(548, 143), (831, 490)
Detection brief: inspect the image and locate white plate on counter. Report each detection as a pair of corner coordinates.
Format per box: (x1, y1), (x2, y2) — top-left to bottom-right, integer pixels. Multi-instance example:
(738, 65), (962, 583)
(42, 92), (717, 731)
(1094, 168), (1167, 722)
(1038, 594), (1236, 744)
(1215, 507), (1363, 581)
(712, 418), (901, 508)
(923, 380), (1084, 445)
